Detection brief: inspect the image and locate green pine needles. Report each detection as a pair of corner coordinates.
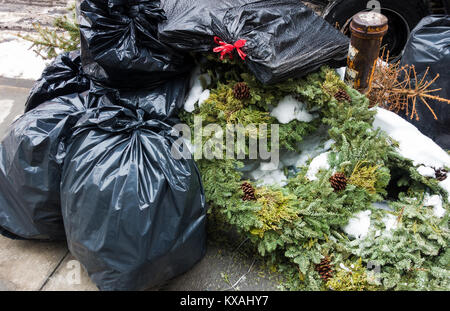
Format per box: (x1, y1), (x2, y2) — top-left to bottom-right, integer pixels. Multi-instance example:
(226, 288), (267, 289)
(184, 57), (449, 291)
(19, 3), (80, 60)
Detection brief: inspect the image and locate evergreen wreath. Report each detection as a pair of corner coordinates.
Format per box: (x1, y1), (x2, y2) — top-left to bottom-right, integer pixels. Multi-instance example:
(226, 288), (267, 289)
(181, 56), (450, 291)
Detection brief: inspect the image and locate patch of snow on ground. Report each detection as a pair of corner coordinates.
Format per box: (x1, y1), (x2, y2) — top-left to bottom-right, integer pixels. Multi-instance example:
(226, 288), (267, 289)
(280, 125), (333, 168)
(259, 170), (288, 186)
(245, 125), (333, 186)
(305, 151), (331, 181)
(372, 107), (450, 168)
(249, 161), (287, 186)
(423, 194), (446, 218)
(417, 166), (436, 178)
(372, 203), (397, 237)
(0, 35), (48, 80)
(342, 210), (372, 239)
(259, 161), (279, 171)
(270, 95), (316, 124)
(382, 214), (398, 232)
(184, 80), (204, 112)
(198, 89), (210, 107)
(439, 178), (450, 202)
(184, 68), (211, 112)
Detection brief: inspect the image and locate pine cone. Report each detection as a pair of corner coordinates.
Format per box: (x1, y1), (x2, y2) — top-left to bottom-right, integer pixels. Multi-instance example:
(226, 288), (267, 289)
(241, 182), (256, 201)
(329, 172), (347, 192)
(233, 82), (250, 100)
(334, 89), (351, 102)
(315, 256), (333, 283)
(435, 168), (448, 181)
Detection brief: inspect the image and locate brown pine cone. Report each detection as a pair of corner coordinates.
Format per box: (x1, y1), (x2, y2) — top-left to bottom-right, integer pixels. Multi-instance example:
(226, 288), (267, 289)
(241, 182), (256, 201)
(434, 168), (448, 181)
(233, 82), (250, 100)
(334, 89), (351, 102)
(329, 172), (347, 192)
(315, 256), (333, 283)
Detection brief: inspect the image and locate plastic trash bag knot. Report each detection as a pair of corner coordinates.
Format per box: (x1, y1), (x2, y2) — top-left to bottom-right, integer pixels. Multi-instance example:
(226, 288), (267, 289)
(100, 107), (147, 133)
(127, 5), (140, 18)
(107, 0), (166, 21)
(76, 106), (176, 137)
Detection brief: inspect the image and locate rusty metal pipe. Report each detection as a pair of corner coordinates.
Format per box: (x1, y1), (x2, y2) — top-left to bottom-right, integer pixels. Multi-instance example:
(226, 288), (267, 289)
(345, 11), (388, 93)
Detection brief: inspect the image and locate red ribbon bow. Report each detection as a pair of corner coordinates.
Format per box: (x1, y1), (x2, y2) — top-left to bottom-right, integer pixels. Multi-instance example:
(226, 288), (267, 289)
(213, 36), (247, 61)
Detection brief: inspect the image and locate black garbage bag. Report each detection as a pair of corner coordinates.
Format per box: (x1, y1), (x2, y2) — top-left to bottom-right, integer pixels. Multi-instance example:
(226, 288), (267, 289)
(159, 0), (260, 51)
(61, 106), (206, 290)
(79, 0), (193, 89)
(0, 93), (88, 240)
(87, 75), (189, 122)
(25, 50), (90, 112)
(159, 0), (349, 84)
(399, 15), (450, 149)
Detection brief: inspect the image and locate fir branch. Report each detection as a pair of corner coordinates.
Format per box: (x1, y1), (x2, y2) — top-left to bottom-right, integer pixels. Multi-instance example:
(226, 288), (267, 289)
(18, 4), (80, 60)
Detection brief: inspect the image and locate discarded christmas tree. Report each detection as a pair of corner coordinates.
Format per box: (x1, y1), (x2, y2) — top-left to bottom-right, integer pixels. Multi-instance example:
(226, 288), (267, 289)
(19, 3), (80, 60)
(368, 50), (450, 120)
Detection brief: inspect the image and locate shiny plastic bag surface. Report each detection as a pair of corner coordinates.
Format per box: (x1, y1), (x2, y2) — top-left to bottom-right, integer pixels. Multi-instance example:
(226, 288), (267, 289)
(79, 0), (192, 89)
(61, 106), (206, 290)
(25, 50), (90, 112)
(159, 0), (349, 84)
(0, 93), (87, 240)
(86, 75), (189, 123)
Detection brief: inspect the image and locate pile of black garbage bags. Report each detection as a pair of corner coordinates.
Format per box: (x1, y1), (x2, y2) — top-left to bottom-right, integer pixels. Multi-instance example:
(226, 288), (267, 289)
(0, 0), (349, 290)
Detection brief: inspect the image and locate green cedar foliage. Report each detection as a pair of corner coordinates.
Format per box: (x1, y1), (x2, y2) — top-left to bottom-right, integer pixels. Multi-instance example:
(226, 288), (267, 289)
(326, 258), (378, 291)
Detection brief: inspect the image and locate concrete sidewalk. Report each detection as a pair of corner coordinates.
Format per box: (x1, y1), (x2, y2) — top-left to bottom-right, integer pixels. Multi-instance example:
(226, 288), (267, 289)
(0, 1), (70, 32)
(0, 78), (97, 291)
(0, 78), (282, 291)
